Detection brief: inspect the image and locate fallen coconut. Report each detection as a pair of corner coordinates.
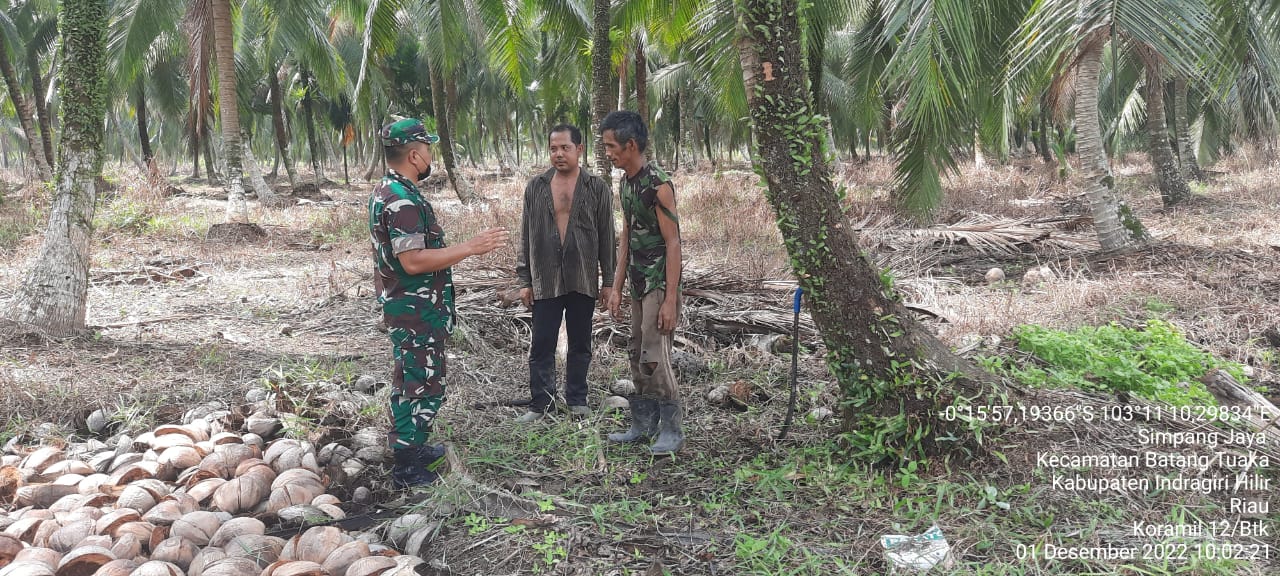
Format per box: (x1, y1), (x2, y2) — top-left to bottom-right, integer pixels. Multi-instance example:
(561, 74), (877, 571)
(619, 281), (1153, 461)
(276, 506), (335, 528)
(91, 559), (139, 576)
(109, 532), (142, 561)
(52, 545), (113, 576)
(149, 537), (198, 571)
(198, 557), (260, 576)
(600, 396), (629, 412)
(287, 526), (345, 564)
(263, 560), (326, 576)
(610, 379), (636, 396)
(208, 517), (265, 548)
(47, 519), (93, 553)
(20, 447), (63, 475)
(221, 534), (284, 568)
(186, 548), (226, 576)
(0, 534), (21, 566)
(13, 547), (61, 569)
(169, 511), (221, 546)
(128, 560), (184, 576)
(320, 540), (369, 576)
(343, 556), (395, 576)
(807, 407), (834, 422)
(0, 561), (55, 576)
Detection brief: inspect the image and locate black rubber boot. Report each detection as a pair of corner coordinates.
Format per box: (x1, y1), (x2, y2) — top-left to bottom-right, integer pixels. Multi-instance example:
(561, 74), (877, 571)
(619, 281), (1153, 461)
(607, 398), (658, 443)
(414, 443), (447, 472)
(391, 445), (441, 488)
(649, 401), (685, 456)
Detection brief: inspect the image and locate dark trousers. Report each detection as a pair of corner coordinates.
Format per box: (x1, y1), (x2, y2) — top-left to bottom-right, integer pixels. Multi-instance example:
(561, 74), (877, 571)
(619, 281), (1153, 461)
(529, 292), (595, 412)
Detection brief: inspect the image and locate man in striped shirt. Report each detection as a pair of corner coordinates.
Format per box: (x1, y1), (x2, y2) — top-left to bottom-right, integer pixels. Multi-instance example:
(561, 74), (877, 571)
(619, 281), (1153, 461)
(514, 124), (617, 422)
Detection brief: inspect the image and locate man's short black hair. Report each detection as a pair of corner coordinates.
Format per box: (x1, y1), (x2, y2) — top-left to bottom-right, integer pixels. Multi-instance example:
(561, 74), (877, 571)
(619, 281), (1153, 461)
(549, 124), (583, 146)
(384, 142), (423, 164)
(601, 110), (648, 153)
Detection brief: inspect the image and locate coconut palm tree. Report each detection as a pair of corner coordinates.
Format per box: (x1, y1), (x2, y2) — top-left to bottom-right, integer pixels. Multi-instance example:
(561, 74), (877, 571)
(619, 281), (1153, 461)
(6, 0), (110, 335)
(0, 4), (53, 179)
(1138, 49), (1193, 205)
(107, 0), (189, 180)
(350, 0), (478, 201)
(210, 0), (247, 221)
(1013, 0), (1222, 249)
(186, 0), (218, 182)
(589, 0), (612, 184)
(737, 0), (991, 453)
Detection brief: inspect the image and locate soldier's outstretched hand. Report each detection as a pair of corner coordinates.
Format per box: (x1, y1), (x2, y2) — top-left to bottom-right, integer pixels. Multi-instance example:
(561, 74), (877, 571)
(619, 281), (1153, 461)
(466, 227), (509, 256)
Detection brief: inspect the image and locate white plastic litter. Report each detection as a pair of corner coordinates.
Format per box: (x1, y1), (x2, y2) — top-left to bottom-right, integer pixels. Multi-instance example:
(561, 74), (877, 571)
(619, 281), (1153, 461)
(880, 524), (954, 573)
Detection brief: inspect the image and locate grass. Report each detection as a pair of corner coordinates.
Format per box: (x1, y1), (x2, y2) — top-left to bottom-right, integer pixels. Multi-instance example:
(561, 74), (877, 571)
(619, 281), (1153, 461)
(444, 415), (1273, 574)
(308, 204), (367, 245)
(0, 185), (42, 252)
(979, 319), (1248, 405)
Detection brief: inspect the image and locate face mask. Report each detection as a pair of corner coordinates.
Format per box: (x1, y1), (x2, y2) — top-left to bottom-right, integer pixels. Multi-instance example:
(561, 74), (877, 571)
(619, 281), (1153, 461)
(413, 152), (432, 181)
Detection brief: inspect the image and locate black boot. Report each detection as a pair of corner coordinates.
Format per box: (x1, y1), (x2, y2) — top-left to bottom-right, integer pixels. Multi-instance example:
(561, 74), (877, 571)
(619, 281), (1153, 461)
(607, 398), (658, 443)
(414, 443), (447, 472)
(649, 401), (685, 456)
(391, 445), (442, 488)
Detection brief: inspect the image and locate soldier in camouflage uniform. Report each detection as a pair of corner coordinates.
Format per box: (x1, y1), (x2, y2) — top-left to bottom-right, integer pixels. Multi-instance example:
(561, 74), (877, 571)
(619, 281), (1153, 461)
(600, 111), (686, 456)
(368, 118), (508, 487)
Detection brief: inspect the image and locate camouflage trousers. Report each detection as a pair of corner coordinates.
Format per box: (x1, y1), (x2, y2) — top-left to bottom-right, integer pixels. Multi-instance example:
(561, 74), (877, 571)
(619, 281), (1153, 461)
(387, 342), (447, 450)
(629, 289), (681, 401)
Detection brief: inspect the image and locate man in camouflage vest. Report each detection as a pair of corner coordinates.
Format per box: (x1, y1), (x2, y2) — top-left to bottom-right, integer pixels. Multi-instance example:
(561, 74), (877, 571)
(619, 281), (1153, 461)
(368, 118), (508, 487)
(601, 110), (686, 456)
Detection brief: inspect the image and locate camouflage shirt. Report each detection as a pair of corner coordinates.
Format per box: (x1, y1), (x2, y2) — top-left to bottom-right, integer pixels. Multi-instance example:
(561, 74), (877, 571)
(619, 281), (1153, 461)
(621, 162), (679, 296)
(368, 169), (455, 347)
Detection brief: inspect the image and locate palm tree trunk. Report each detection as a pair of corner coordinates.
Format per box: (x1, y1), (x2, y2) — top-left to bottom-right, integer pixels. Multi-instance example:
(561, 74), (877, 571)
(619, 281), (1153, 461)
(428, 59), (477, 202)
(1171, 77), (1204, 181)
(616, 57), (628, 110)
(589, 0), (612, 187)
(203, 117), (219, 183)
(973, 129), (986, 169)
(0, 39), (52, 180)
(211, 0), (246, 221)
(301, 74), (323, 187)
(445, 71), (459, 139)
(635, 41), (648, 125)
(1076, 38), (1146, 250)
(738, 0), (989, 448)
(243, 134), (278, 204)
(1037, 109), (1053, 164)
(1143, 66), (1190, 206)
(135, 81), (154, 165)
(134, 80), (167, 189)
(363, 105), (383, 181)
(27, 50), (55, 169)
(302, 97), (320, 185)
(672, 89), (682, 170)
(7, 0), (108, 335)
(702, 123), (712, 167)
(191, 125), (202, 179)
(268, 64), (298, 188)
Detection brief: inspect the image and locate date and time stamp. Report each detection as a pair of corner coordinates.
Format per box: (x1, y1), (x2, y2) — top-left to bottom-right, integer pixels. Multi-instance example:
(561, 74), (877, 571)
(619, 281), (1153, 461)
(939, 402), (1275, 563)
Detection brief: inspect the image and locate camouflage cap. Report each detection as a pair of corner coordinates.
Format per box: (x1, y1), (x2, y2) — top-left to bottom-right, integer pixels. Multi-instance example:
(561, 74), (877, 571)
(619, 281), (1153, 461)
(380, 118), (440, 147)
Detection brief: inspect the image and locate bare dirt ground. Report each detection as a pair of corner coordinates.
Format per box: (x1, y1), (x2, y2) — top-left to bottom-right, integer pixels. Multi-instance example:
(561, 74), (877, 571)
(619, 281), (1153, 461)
(0, 153), (1277, 574)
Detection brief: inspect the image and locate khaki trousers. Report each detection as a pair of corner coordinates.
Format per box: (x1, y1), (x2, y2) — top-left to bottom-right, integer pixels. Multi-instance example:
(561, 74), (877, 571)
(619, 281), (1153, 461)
(629, 289), (680, 401)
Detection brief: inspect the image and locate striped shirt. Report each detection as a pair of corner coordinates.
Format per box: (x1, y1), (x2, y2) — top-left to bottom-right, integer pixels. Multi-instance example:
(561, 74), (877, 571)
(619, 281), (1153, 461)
(516, 168), (617, 300)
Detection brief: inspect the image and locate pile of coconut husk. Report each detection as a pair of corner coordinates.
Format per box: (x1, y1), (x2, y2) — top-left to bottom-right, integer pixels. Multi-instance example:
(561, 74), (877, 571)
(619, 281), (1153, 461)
(0, 386), (442, 576)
